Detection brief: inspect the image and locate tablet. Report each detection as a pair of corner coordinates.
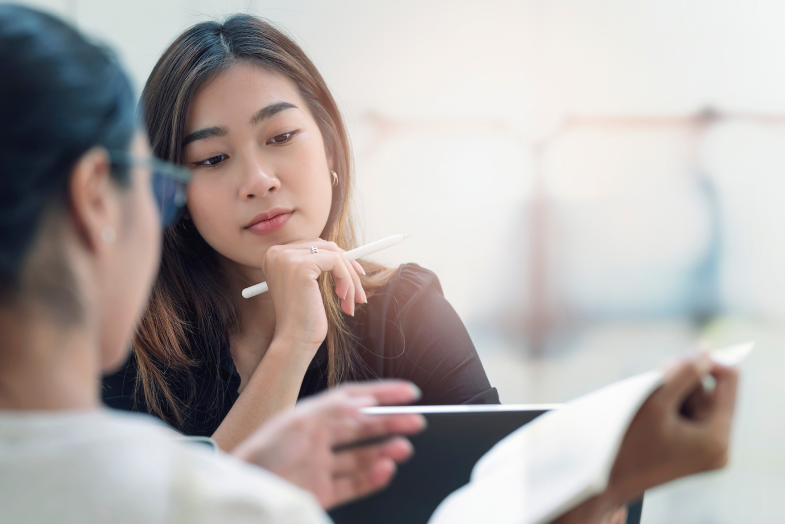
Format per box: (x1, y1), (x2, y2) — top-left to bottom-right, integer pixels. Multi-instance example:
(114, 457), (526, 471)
(328, 404), (644, 524)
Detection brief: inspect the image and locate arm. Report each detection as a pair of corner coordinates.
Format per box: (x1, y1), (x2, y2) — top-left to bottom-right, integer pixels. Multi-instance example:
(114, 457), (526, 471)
(232, 380), (426, 510)
(212, 336), (315, 451)
(554, 355), (738, 524)
(549, 494), (623, 524)
(213, 239), (367, 451)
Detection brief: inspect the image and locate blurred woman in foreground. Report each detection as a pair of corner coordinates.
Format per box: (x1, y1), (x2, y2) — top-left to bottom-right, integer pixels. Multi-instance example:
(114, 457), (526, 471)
(0, 5), (739, 524)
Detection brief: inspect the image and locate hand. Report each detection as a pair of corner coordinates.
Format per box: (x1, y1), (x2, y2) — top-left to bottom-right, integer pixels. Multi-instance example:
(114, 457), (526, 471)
(262, 239), (366, 347)
(600, 507), (627, 524)
(231, 380), (426, 510)
(608, 353), (739, 504)
(552, 354), (738, 524)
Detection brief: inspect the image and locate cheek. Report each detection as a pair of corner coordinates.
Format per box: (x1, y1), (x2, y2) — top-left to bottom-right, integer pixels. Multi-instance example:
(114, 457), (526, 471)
(130, 180), (162, 294)
(286, 142), (333, 237)
(311, 177), (334, 237)
(99, 183), (162, 372)
(187, 178), (243, 257)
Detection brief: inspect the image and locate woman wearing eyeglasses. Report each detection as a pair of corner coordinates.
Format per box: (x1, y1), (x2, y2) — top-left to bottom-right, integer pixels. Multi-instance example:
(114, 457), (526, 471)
(0, 5), (427, 521)
(102, 15), (500, 451)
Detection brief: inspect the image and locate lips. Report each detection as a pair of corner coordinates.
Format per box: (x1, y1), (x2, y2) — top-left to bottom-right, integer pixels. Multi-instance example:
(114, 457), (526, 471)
(245, 209), (293, 234)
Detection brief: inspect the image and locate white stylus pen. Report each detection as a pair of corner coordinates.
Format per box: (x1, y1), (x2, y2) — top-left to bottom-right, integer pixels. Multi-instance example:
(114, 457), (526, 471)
(241, 232), (414, 299)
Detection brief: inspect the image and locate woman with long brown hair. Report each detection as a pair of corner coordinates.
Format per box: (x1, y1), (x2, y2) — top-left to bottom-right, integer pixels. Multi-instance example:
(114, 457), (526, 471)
(102, 14), (499, 450)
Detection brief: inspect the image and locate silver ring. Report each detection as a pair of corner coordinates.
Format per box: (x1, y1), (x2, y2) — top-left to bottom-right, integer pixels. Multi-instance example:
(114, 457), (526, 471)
(309, 246), (319, 254)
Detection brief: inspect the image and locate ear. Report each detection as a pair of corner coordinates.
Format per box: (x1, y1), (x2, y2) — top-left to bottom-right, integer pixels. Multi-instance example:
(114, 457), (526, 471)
(67, 147), (119, 254)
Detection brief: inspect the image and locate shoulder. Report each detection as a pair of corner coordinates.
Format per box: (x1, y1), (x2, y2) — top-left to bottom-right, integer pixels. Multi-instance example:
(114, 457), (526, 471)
(355, 264), (499, 405)
(168, 443), (328, 524)
(0, 411), (327, 524)
(368, 263), (444, 314)
(105, 414), (325, 522)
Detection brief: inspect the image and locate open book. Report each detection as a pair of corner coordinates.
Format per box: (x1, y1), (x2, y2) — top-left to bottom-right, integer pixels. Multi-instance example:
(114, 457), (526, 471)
(428, 342), (754, 524)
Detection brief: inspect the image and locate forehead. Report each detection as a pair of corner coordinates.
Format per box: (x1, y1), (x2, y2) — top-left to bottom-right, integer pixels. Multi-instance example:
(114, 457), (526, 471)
(185, 63), (302, 131)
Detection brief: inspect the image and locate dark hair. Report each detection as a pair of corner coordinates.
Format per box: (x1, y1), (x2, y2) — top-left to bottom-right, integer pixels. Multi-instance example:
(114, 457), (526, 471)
(136, 14), (395, 428)
(0, 4), (137, 311)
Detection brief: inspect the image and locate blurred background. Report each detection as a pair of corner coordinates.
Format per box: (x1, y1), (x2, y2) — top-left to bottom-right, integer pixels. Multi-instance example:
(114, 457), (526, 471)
(18, 0), (785, 521)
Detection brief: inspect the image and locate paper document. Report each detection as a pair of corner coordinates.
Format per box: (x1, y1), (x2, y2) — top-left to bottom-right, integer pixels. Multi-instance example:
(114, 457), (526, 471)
(428, 341), (754, 524)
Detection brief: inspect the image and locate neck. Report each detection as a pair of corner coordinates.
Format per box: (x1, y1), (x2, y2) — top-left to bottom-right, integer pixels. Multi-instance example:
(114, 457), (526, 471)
(219, 255), (277, 329)
(219, 256), (278, 388)
(0, 301), (100, 411)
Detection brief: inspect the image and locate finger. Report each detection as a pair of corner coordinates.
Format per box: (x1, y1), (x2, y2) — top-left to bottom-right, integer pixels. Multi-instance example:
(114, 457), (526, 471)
(300, 389), (378, 418)
(284, 240), (362, 313)
(330, 411), (425, 448)
(659, 354), (713, 408)
(310, 244), (362, 316)
(333, 437), (413, 475)
(706, 364), (739, 426)
(298, 382), (425, 445)
(282, 239), (343, 252)
(341, 254), (365, 308)
(343, 413), (426, 444)
(680, 382), (714, 421)
(609, 507), (628, 524)
(351, 259), (367, 277)
(306, 250), (354, 314)
(335, 380), (423, 406)
(329, 458), (397, 509)
(330, 251), (355, 315)
(336, 254), (359, 315)
(681, 363), (739, 423)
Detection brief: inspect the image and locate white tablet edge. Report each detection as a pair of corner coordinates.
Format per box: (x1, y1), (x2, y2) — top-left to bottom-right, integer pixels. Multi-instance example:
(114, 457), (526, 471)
(361, 404), (564, 415)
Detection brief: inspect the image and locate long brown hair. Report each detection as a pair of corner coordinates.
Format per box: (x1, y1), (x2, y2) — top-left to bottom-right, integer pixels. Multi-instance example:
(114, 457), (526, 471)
(134, 14), (393, 428)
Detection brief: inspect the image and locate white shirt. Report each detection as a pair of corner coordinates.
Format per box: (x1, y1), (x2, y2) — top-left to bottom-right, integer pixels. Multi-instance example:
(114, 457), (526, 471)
(0, 409), (331, 524)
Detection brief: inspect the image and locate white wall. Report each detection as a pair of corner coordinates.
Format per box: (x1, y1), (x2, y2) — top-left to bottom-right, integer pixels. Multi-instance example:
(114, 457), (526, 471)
(16, 0), (785, 327)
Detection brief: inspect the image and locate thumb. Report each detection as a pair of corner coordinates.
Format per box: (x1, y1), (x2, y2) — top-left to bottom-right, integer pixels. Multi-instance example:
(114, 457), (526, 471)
(658, 353), (713, 409)
(706, 365), (739, 426)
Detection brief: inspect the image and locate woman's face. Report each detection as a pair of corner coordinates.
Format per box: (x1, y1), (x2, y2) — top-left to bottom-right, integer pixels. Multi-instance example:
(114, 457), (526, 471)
(99, 134), (162, 371)
(182, 63), (334, 276)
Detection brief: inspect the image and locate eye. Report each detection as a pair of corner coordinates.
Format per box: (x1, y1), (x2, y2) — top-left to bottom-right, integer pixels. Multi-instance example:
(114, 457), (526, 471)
(267, 131), (296, 145)
(195, 154), (228, 167)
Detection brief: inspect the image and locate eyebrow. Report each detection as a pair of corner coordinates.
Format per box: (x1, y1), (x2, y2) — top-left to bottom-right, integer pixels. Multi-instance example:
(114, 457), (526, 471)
(182, 101), (298, 148)
(250, 101), (298, 126)
(182, 126), (228, 148)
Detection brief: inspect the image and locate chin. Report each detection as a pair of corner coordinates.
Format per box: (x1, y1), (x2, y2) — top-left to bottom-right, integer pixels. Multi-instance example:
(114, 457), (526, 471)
(100, 346), (133, 374)
(98, 327), (134, 374)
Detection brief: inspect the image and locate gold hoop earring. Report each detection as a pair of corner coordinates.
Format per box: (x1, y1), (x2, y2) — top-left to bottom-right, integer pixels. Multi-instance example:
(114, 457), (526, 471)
(331, 170), (339, 187)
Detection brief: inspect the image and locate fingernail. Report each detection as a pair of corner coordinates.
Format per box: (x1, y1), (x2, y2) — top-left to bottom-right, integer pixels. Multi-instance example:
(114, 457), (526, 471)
(361, 287), (368, 304)
(397, 438), (414, 456)
(409, 383), (422, 400)
(697, 353), (712, 375)
(701, 374), (717, 393)
(358, 264), (366, 276)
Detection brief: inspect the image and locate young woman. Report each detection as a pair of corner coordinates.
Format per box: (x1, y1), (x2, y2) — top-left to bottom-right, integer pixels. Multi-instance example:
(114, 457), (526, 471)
(0, 7), (743, 524)
(103, 15), (499, 449)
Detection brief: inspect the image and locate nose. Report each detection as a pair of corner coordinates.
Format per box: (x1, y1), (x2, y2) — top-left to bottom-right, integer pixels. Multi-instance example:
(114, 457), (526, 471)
(238, 152), (280, 201)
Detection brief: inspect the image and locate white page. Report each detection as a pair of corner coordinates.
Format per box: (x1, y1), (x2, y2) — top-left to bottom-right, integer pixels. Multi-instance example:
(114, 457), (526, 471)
(429, 342), (754, 524)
